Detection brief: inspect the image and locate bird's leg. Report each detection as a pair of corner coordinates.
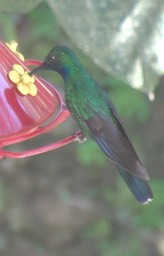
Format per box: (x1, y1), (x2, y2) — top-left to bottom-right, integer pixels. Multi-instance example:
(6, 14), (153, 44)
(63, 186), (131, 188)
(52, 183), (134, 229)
(74, 132), (87, 143)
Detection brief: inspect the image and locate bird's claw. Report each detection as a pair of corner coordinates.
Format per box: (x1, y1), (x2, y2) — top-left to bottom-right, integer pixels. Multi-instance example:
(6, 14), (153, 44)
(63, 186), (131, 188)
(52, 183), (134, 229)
(74, 133), (87, 143)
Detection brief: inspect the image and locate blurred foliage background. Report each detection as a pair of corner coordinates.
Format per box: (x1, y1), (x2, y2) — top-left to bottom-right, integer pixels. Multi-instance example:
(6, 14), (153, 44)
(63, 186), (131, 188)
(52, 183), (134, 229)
(0, 1), (164, 256)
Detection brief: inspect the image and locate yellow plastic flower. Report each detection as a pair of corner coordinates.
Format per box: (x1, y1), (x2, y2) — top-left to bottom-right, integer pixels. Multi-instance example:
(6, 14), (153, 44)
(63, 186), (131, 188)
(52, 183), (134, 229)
(6, 41), (37, 96)
(6, 41), (25, 61)
(8, 64), (37, 96)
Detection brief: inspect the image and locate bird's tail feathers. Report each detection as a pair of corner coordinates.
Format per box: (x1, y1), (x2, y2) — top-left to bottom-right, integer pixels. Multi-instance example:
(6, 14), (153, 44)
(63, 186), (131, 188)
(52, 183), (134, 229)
(117, 165), (153, 204)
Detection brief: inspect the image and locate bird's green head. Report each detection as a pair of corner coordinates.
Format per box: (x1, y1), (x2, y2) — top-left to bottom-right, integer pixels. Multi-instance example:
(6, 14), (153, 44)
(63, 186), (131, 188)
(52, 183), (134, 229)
(30, 46), (79, 78)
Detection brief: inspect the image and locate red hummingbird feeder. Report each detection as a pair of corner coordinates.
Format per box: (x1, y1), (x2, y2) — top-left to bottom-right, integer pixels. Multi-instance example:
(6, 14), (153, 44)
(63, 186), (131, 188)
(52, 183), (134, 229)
(0, 41), (81, 159)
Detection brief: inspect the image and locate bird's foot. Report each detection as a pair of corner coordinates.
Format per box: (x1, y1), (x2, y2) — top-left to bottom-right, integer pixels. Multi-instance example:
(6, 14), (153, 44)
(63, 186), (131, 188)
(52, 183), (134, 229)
(74, 133), (87, 143)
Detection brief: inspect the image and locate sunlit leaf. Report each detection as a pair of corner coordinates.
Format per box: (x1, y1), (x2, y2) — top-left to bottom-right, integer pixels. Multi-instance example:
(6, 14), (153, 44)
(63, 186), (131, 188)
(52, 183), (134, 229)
(47, 0), (164, 96)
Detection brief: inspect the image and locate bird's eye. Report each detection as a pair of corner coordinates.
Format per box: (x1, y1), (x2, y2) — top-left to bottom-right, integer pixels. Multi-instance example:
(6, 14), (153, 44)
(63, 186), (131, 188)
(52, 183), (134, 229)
(50, 56), (55, 62)
(48, 56), (55, 64)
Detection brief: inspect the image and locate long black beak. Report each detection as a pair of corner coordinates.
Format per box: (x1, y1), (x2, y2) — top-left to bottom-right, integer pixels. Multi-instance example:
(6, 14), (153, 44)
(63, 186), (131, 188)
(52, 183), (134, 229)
(29, 65), (46, 76)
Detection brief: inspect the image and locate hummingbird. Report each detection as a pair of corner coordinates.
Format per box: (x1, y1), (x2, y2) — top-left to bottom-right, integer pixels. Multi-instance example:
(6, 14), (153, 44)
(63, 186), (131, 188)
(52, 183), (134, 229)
(30, 46), (153, 204)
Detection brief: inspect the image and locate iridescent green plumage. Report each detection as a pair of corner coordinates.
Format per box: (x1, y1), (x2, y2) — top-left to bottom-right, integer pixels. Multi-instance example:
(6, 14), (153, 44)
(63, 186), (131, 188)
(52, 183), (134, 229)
(30, 46), (153, 204)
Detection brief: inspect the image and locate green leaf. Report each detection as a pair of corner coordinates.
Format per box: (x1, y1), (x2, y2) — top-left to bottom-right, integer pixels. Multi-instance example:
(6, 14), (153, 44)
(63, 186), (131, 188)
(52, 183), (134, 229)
(0, 0), (43, 13)
(110, 84), (150, 122)
(76, 140), (106, 167)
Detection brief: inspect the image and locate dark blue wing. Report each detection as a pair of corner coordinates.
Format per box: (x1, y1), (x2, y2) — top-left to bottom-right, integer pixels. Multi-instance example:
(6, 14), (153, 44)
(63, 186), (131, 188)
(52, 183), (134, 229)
(85, 108), (149, 181)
